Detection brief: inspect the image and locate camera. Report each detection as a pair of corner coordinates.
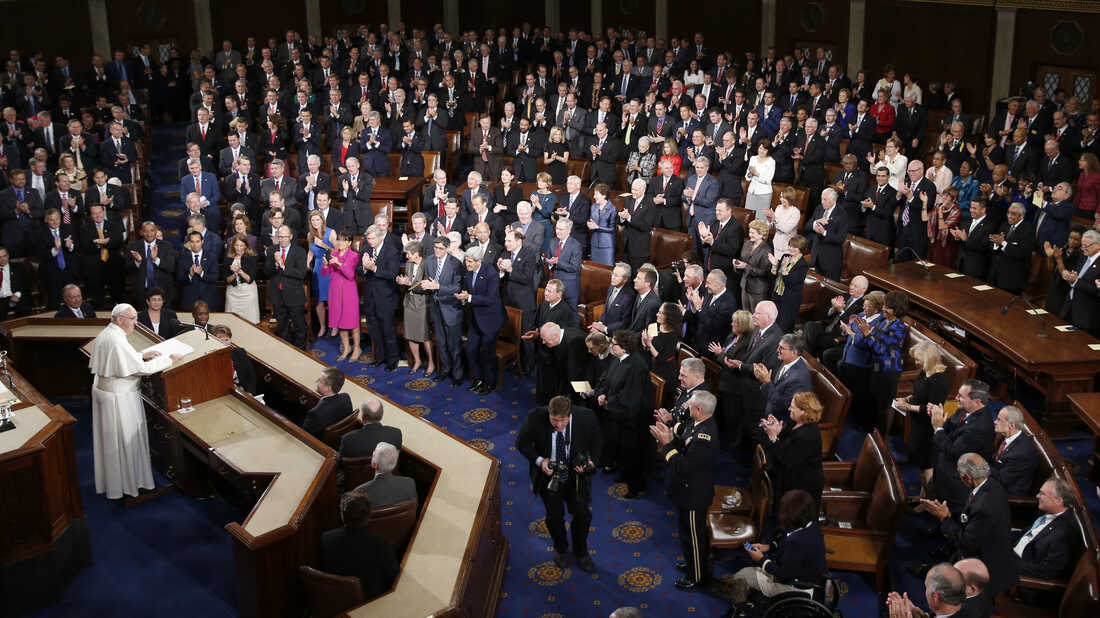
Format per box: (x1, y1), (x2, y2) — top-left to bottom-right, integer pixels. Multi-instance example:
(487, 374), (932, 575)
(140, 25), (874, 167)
(671, 259), (687, 279)
(545, 451), (595, 493)
(323, 250), (333, 262)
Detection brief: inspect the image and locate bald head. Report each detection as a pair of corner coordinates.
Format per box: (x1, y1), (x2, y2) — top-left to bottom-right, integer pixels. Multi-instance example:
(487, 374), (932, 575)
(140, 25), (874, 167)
(954, 558), (989, 598)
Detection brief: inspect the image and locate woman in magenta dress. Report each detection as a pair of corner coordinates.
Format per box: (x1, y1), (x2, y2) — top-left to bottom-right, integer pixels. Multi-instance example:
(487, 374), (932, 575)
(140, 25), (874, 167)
(322, 230), (361, 361)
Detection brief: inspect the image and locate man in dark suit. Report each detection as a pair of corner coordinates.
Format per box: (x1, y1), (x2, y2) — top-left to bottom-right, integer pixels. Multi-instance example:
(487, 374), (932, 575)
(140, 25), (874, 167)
(498, 228), (539, 364)
(259, 159), (300, 213)
(651, 389), (719, 589)
(820, 109), (848, 163)
(217, 133), (254, 177)
(422, 170), (458, 223)
(84, 169), (130, 213)
(0, 169), (43, 258)
(176, 231), (221, 312)
(588, 263), (636, 335)
(78, 204), (124, 309)
(1013, 477), (1082, 580)
(619, 179), (655, 272)
(896, 160), (937, 260)
(804, 189), (848, 281)
(319, 490), (399, 599)
(796, 118), (827, 196)
(185, 108), (222, 160)
(355, 442), (418, 508)
(1006, 129), (1035, 180)
(990, 406), (1039, 495)
(628, 269), (661, 333)
(859, 164), (894, 244)
(588, 122), (623, 187)
(361, 225), (402, 369)
(264, 225), (309, 348)
(931, 380), (996, 512)
(459, 247), (504, 394)
(208, 324), (258, 395)
(922, 454), (1018, 598)
(545, 218), (584, 309)
(0, 246), (29, 319)
(340, 398), (403, 459)
(222, 156), (263, 224)
(847, 99), (876, 165)
(1034, 182), (1075, 249)
(1062, 229), (1100, 337)
(54, 284), (96, 318)
(690, 270), (737, 352)
(506, 117), (542, 182)
(555, 176), (592, 251)
(516, 396), (602, 572)
(395, 119), (425, 178)
(294, 154), (332, 213)
(895, 97), (927, 158)
(301, 369), (354, 437)
(339, 157), (374, 234)
(99, 123), (139, 183)
(595, 330), (653, 497)
(698, 199), (743, 280)
(989, 203), (1034, 294)
(952, 199), (996, 281)
(648, 160), (685, 230)
(534, 323), (589, 404)
(803, 275), (869, 359)
(127, 221), (177, 309)
(754, 335), (813, 434)
(35, 209), (77, 309)
(422, 236), (466, 385)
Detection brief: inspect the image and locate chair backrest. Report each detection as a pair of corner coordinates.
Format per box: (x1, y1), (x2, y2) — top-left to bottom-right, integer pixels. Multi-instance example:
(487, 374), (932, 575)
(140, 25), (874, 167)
(850, 432), (886, 492)
(731, 207), (755, 236)
(864, 469), (902, 531)
(446, 130), (462, 158)
(649, 372), (665, 412)
(903, 318), (977, 399)
(501, 305), (523, 343)
(751, 445), (773, 531)
(341, 456), (375, 490)
(841, 235), (890, 281)
(1059, 543), (1100, 618)
(422, 151), (441, 178)
(566, 159), (589, 183)
(803, 354), (851, 460)
(649, 228), (692, 269)
(321, 413), (362, 450)
(579, 260), (614, 305)
(298, 565), (364, 618)
(368, 499), (418, 557)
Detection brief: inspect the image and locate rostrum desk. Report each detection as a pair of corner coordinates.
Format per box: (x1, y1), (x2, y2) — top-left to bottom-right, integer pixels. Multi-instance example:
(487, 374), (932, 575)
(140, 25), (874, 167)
(0, 313), (506, 618)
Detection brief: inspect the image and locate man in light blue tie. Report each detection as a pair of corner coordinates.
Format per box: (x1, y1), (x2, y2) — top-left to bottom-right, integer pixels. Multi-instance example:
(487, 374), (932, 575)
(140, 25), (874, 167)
(1012, 477), (1077, 581)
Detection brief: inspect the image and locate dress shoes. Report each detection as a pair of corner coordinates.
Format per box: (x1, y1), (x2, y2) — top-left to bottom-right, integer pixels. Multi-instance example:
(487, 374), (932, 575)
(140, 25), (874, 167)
(467, 380), (484, 392)
(367, 360), (385, 368)
(427, 372), (442, 381)
(451, 378), (463, 387)
(553, 551), (569, 568)
(385, 362), (398, 371)
(674, 576), (709, 590)
(675, 561), (689, 572)
(575, 555), (596, 573)
(475, 384), (493, 395)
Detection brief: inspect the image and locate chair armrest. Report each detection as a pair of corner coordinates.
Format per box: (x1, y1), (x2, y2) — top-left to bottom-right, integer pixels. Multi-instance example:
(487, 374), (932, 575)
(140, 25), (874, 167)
(823, 462), (855, 486)
(820, 491), (870, 522)
(1007, 495), (1039, 509)
(1015, 576), (1068, 592)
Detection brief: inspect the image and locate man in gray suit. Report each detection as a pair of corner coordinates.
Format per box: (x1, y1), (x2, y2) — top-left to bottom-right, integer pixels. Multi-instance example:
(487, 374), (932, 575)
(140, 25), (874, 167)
(560, 93), (588, 155)
(354, 442), (418, 508)
(422, 234), (466, 386)
(510, 201), (546, 253)
(259, 159), (299, 212)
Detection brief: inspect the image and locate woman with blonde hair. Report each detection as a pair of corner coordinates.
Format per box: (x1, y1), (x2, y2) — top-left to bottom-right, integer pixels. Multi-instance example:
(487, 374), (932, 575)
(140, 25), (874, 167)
(894, 341), (949, 491)
(734, 219), (774, 311)
(543, 126), (570, 185)
(306, 210), (337, 337)
(55, 153), (87, 191)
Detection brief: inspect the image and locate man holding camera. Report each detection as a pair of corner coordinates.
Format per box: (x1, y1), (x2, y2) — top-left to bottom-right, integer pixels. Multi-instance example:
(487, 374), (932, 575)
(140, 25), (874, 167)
(516, 395), (602, 573)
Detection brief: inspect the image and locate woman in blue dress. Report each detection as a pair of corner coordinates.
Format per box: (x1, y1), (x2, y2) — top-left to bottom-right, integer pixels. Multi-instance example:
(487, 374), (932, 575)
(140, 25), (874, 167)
(587, 183), (617, 265)
(305, 210), (337, 337)
(529, 171), (558, 254)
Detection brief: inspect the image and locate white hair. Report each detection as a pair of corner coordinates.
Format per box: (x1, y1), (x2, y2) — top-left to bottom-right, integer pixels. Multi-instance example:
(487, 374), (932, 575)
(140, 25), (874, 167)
(372, 442), (399, 474)
(111, 303), (136, 320)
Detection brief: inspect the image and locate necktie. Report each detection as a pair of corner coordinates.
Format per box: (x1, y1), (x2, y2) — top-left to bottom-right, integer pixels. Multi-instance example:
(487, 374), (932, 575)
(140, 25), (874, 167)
(608, 286), (619, 307)
(751, 329), (761, 350)
(435, 258), (444, 280)
(53, 229), (66, 269)
(97, 223), (108, 262)
(902, 193), (911, 226)
(61, 194), (71, 224)
(777, 362), (789, 381)
(145, 244), (155, 286)
(200, 124), (206, 140)
(554, 430), (567, 465)
(996, 439), (1008, 461)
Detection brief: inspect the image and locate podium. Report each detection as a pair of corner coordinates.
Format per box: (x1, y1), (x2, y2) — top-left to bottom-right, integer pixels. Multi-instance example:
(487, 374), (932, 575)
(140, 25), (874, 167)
(136, 328), (235, 412)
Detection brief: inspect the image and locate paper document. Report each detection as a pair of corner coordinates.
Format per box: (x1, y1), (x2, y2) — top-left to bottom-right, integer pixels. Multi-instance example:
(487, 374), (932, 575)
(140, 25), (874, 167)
(1025, 309), (1048, 315)
(1089, 344), (1100, 351)
(571, 381), (592, 393)
(891, 399), (908, 417)
(143, 338), (195, 358)
(399, 176), (410, 180)
(944, 272), (964, 278)
(915, 260), (935, 268)
(0, 379), (19, 405)
(1055, 325), (1077, 332)
(647, 323), (659, 338)
(972, 285), (994, 291)
(1032, 192), (1045, 207)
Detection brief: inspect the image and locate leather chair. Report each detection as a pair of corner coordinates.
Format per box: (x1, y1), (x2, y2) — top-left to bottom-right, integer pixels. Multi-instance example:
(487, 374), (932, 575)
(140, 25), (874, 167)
(298, 565), (364, 618)
(566, 159), (589, 184)
(770, 182), (810, 232)
(840, 235), (890, 282)
(731, 206), (755, 237)
(369, 499), (419, 557)
(321, 413), (363, 450)
(495, 306), (523, 384)
(649, 371), (665, 413)
(577, 260), (613, 326)
(649, 228), (693, 269)
(798, 271), (847, 325)
(341, 456), (375, 491)
(709, 443), (768, 516)
(824, 162), (843, 187)
(445, 130), (462, 176)
(819, 430), (906, 591)
(804, 354), (851, 460)
(709, 445), (772, 548)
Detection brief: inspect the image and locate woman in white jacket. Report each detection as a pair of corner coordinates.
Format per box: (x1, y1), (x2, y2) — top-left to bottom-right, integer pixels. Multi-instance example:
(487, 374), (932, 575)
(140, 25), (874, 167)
(745, 139), (776, 219)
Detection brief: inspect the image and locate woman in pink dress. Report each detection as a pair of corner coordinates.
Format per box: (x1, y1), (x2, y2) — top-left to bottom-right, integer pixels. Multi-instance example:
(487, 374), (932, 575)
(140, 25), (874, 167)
(322, 230), (361, 361)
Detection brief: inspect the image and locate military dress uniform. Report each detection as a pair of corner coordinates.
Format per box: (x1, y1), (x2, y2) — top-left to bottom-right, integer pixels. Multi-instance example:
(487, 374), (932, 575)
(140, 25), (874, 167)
(662, 415), (718, 588)
(669, 383), (711, 437)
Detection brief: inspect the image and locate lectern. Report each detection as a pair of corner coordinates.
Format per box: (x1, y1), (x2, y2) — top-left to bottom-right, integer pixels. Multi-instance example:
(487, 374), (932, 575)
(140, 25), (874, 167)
(134, 328), (235, 412)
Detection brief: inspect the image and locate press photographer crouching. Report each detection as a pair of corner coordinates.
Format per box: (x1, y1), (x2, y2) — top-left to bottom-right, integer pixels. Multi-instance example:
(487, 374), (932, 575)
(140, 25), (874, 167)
(516, 395), (602, 572)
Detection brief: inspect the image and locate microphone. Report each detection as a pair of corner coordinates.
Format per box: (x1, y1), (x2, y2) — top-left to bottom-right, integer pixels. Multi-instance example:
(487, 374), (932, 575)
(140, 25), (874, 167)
(1000, 295), (1019, 315)
(890, 246), (932, 279)
(177, 320), (211, 340)
(1016, 294), (1049, 338)
(890, 246), (920, 264)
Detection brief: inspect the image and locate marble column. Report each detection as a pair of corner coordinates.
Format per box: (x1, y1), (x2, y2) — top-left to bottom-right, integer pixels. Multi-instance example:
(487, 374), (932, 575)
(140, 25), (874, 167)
(990, 7), (1017, 117)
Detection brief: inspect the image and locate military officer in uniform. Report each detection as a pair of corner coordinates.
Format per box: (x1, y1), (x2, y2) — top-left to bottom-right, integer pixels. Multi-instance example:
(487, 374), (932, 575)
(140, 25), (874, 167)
(655, 357), (711, 435)
(651, 389), (719, 590)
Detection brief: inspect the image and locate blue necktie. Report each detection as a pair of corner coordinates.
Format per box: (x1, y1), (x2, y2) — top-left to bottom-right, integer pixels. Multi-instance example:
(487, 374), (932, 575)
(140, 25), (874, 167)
(53, 229), (65, 269)
(194, 254), (200, 267)
(555, 430), (566, 464)
(145, 244), (155, 287)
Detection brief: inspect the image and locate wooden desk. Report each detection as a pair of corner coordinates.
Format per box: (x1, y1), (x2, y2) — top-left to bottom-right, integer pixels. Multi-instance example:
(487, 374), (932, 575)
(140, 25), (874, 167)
(1, 314), (506, 618)
(1069, 393), (1100, 482)
(864, 263), (1100, 428)
(372, 176), (425, 220)
(0, 362), (90, 616)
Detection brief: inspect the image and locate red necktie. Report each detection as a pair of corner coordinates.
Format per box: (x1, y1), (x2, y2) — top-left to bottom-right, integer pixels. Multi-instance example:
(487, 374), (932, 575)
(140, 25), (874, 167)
(275, 178), (280, 191)
(438, 198), (445, 218)
(200, 125), (206, 139)
(996, 440), (1007, 461)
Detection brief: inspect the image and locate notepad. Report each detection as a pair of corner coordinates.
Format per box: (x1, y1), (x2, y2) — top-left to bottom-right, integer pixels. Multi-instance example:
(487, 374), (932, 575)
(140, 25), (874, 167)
(915, 260), (935, 268)
(944, 272), (965, 278)
(1055, 325), (1077, 332)
(1032, 191), (1045, 207)
(1025, 309), (1048, 315)
(571, 381), (592, 393)
(142, 338), (194, 358)
(647, 323), (659, 338)
(972, 285), (994, 291)
(1090, 344), (1100, 351)
(398, 176), (410, 180)
(619, 193), (632, 198)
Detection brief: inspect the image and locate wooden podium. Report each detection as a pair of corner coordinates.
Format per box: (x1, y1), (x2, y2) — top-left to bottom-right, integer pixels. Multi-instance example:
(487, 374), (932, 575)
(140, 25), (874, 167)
(134, 328), (235, 412)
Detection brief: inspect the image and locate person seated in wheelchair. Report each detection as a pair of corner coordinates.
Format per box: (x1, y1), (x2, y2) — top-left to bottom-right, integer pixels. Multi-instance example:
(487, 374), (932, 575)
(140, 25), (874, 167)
(729, 489), (828, 611)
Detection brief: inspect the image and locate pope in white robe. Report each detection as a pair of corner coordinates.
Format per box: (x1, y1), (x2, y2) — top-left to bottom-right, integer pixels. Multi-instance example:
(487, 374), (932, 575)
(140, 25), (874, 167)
(88, 304), (181, 499)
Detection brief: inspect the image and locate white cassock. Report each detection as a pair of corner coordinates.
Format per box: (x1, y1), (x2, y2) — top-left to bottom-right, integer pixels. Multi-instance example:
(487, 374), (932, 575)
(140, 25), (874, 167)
(88, 322), (174, 499)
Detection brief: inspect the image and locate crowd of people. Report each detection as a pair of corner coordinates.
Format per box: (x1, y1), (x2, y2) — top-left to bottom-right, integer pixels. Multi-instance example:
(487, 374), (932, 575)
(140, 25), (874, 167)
(3, 18), (1098, 617)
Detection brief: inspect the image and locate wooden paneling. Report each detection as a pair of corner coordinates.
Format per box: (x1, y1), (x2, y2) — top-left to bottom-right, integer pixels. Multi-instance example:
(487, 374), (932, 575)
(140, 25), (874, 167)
(403, 0), (447, 32)
(320, 0), (387, 34)
(107, 0), (197, 59)
(211, 3), (307, 50)
(0, 0), (94, 68)
(460, 0), (544, 34)
(1011, 9), (1100, 103)
(669, 1), (760, 59)
(776, 0), (850, 67)
(604, 0), (656, 35)
(863, 0), (996, 113)
(559, 0), (591, 33)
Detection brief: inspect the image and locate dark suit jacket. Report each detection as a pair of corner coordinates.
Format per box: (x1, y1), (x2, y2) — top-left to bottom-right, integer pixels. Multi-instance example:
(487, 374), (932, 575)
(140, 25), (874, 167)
(176, 250), (221, 310)
(340, 423), (404, 460)
(694, 290), (737, 351)
(302, 392), (354, 437)
(934, 406), (996, 510)
(628, 290), (660, 332)
(941, 478), (1019, 596)
(601, 285), (636, 333)
(797, 133), (826, 187)
(990, 221), (1035, 293)
(319, 527), (398, 599)
(803, 206), (848, 280)
(264, 243), (309, 306)
(500, 245), (540, 310)
(127, 239), (178, 301)
(761, 357), (813, 422)
(620, 195), (655, 259)
(362, 239), (402, 314)
(959, 216), (997, 280)
(358, 473), (418, 508)
(862, 182), (896, 246)
(516, 405), (602, 493)
(230, 346), (258, 395)
(707, 217), (743, 274)
(464, 263), (504, 334)
(1015, 510), (1080, 579)
(54, 302), (96, 318)
(991, 433), (1038, 496)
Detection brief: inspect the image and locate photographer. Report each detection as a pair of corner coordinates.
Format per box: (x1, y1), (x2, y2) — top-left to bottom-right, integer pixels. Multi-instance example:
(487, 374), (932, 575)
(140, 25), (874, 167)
(650, 389), (719, 590)
(516, 395), (602, 573)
